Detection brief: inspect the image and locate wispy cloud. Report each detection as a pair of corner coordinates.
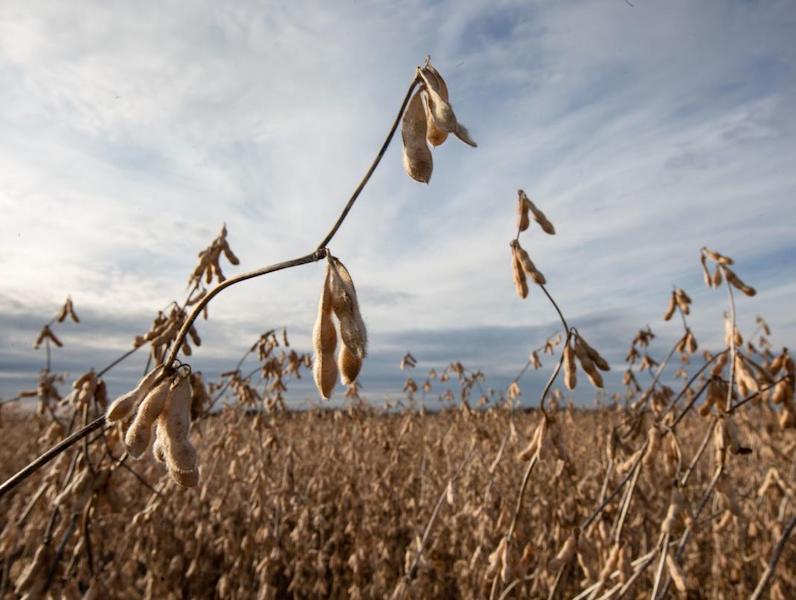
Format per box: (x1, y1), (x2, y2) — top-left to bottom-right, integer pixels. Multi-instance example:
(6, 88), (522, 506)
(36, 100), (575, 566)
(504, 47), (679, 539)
(1, 0), (794, 404)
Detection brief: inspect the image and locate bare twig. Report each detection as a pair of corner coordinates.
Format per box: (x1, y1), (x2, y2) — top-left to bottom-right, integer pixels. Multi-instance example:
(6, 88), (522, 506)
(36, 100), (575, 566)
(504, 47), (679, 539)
(750, 514), (796, 600)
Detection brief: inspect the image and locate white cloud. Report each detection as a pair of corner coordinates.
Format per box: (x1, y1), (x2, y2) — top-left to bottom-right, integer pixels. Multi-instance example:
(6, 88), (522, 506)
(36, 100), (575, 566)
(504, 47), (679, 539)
(1, 0), (794, 402)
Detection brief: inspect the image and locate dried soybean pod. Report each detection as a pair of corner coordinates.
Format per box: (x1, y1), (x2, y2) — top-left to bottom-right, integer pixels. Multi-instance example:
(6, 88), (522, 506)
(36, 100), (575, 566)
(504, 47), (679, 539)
(220, 237), (239, 265)
(664, 292), (676, 320)
(514, 243), (546, 285)
(550, 533), (577, 570)
(125, 377), (173, 458)
(724, 267), (756, 296)
(675, 288), (691, 314)
(152, 422), (167, 464)
(107, 367), (163, 422)
(702, 247), (733, 265)
(419, 69), (457, 132)
(423, 62), (449, 99)
(517, 194), (530, 232)
(573, 336), (604, 387)
(171, 469), (199, 488)
(578, 335), (610, 371)
(686, 329), (698, 353)
(163, 376), (197, 477)
(328, 258), (368, 359)
(419, 63), (477, 147)
(401, 90), (433, 183)
(511, 247), (528, 299)
(453, 123), (478, 147)
(711, 266), (723, 287)
(519, 190), (555, 235)
(563, 341), (577, 390)
(423, 108), (448, 146)
(420, 67), (449, 146)
(338, 344), (362, 385)
(666, 554), (688, 593)
(313, 265), (338, 399)
(700, 254), (712, 288)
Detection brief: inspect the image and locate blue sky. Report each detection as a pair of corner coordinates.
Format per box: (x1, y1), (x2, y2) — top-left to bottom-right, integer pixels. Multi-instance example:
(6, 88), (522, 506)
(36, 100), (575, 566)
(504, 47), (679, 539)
(1, 0), (794, 407)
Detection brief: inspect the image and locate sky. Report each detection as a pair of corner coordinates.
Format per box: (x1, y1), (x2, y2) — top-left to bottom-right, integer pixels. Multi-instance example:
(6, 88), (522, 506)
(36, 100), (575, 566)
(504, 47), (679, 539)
(1, 0), (794, 408)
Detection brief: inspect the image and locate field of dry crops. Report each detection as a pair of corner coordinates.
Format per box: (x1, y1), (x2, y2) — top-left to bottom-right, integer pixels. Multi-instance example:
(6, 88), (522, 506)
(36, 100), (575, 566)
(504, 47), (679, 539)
(2, 59), (795, 599)
(2, 385), (796, 598)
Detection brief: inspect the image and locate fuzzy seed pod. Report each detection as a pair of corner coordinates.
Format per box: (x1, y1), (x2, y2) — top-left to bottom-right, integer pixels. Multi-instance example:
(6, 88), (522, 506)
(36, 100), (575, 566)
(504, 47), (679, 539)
(418, 64), (477, 147)
(550, 533), (577, 570)
(711, 266), (723, 287)
(686, 329), (698, 353)
(517, 195), (530, 232)
(666, 554), (688, 593)
(328, 258), (367, 359)
(420, 65), (449, 146)
(563, 342), (577, 390)
(702, 247), (733, 265)
(518, 418), (546, 461)
(642, 425), (662, 469)
(700, 254), (712, 288)
(152, 422), (167, 464)
(313, 265), (339, 399)
(107, 367), (163, 422)
(420, 73), (456, 131)
(518, 190), (555, 234)
(664, 292), (676, 320)
(779, 401), (796, 429)
(723, 267), (756, 296)
(162, 376), (197, 478)
(714, 418), (728, 466)
(486, 537), (507, 578)
(338, 344), (362, 385)
(573, 337), (604, 388)
(514, 243), (546, 285)
(220, 238), (239, 265)
(125, 378), (173, 458)
(171, 469), (199, 487)
(578, 335), (610, 371)
(401, 90), (433, 183)
(511, 248), (528, 299)
(661, 502), (681, 535)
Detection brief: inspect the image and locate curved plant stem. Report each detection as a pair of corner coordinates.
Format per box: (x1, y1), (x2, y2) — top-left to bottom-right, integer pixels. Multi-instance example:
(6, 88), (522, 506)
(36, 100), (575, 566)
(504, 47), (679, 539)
(162, 251), (324, 369)
(750, 514), (796, 600)
(317, 76), (420, 250)
(540, 285), (570, 334)
(0, 415), (107, 500)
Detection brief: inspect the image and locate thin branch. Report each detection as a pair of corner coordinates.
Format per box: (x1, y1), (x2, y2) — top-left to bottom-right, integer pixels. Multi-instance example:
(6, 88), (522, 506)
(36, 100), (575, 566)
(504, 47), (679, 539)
(750, 514), (796, 600)
(0, 415), (106, 501)
(162, 251), (325, 370)
(540, 285), (570, 334)
(317, 76), (421, 250)
(581, 442), (648, 531)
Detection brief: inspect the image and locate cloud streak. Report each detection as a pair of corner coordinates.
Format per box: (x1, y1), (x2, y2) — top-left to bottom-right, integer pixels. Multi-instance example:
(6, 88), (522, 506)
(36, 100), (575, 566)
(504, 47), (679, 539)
(1, 0), (794, 405)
